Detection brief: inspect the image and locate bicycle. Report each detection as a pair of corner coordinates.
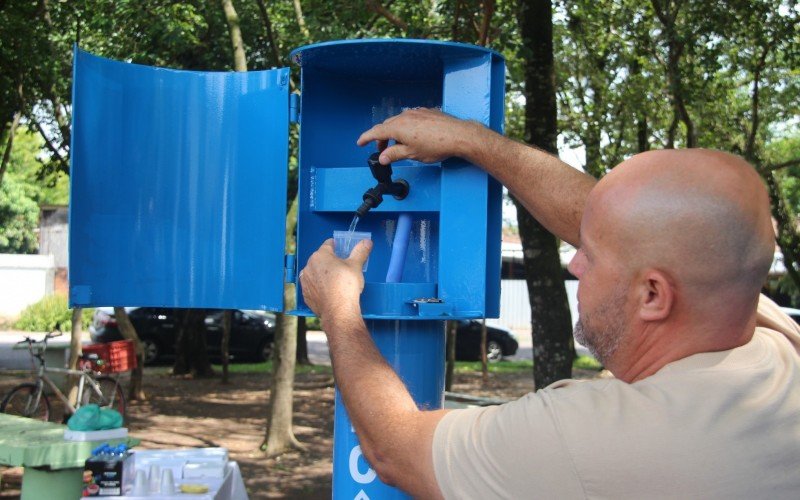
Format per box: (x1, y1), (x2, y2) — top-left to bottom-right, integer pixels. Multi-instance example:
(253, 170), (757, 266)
(0, 329), (126, 422)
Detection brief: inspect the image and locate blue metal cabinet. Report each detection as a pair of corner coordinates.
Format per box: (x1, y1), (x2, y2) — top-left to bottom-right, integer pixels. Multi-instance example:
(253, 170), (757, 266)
(70, 49), (290, 310)
(291, 40), (504, 320)
(70, 40), (504, 319)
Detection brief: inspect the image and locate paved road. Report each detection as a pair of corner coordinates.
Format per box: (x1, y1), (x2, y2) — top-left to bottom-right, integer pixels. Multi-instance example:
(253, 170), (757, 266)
(0, 331), (91, 371)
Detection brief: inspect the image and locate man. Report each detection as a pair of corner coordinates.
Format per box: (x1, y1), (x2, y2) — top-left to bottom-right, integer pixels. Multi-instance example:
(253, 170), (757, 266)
(299, 109), (800, 498)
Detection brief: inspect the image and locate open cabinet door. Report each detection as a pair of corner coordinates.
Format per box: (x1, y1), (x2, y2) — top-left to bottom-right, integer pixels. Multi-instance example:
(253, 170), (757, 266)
(69, 48), (290, 311)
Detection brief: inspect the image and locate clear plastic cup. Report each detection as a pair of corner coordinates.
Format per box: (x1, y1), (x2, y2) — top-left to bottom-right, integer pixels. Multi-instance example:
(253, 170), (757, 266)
(333, 231), (372, 271)
(148, 464), (161, 493)
(160, 468), (175, 494)
(132, 470), (148, 496)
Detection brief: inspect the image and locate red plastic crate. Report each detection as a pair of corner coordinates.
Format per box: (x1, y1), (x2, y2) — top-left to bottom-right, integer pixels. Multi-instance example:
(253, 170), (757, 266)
(82, 340), (138, 373)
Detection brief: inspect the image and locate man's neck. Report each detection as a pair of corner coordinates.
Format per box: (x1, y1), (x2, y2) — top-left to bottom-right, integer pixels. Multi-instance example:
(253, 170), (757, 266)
(609, 316), (756, 383)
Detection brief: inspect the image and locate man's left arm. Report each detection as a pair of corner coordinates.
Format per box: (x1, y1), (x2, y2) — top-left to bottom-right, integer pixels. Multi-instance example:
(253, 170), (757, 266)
(300, 239), (447, 498)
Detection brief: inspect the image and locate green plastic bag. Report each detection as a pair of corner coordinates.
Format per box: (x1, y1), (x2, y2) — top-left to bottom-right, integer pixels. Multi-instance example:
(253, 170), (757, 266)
(67, 404), (123, 431)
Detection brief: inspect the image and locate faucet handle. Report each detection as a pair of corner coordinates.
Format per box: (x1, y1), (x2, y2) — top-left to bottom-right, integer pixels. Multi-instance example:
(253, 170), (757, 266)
(368, 152), (393, 184)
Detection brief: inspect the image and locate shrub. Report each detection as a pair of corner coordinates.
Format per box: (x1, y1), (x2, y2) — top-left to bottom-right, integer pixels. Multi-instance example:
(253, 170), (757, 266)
(14, 295), (93, 332)
(305, 316), (322, 330)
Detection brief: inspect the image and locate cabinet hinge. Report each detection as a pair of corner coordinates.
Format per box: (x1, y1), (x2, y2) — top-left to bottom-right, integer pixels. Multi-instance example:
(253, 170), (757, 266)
(289, 93), (300, 124)
(284, 254), (297, 283)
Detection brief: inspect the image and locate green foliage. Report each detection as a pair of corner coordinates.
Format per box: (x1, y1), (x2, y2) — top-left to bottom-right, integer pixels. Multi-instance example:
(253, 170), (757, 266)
(0, 126), (68, 254)
(14, 295), (93, 332)
(0, 174), (39, 253)
(305, 316), (321, 330)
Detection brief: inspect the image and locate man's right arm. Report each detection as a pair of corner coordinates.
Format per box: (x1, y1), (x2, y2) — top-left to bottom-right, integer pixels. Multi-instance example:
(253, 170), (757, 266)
(357, 108), (596, 246)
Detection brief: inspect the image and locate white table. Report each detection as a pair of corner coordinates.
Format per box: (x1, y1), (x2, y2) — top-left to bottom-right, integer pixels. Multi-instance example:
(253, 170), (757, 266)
(103, 448), (248, 500)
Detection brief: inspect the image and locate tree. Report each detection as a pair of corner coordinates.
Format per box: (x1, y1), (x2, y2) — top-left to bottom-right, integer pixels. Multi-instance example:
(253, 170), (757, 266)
(114, 307), (146, 400)
(262, 199), (305, 456)
(173, 309), (214, 377)
(219, 0), (249, 386)
(554, 0), (800, 304)
(516, 0), (575, 389)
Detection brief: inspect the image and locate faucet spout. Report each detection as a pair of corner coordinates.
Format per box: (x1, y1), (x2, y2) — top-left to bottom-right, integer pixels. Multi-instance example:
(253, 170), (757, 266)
(355, 153), (409, 217)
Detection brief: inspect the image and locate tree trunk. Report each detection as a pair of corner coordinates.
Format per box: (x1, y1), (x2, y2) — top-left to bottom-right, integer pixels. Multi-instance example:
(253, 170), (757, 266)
(261, 283), (305, 456)
(444, 320), (457, 391)
(518, 0), (575, 389)
(651, 0), (696, 148)
(583, 123), (603, 178)
(295, 316), (310, 365)
(292, 0), (311, 40)
(0, 111), (21, 186)
(221, 310), (232, 384)
(113, 307), (146, 400)
(173, 309), (214, 378)
(220, 0), (248, 72)
(637, 116), (649, 152)
(262, 197), (303, 456)
(255, 0), (282, 68)
(66, 308), (83, 406)
(480, 318), (488, 385)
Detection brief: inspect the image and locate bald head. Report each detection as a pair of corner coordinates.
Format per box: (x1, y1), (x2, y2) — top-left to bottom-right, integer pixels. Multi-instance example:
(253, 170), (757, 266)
(588, 149), (774, 315)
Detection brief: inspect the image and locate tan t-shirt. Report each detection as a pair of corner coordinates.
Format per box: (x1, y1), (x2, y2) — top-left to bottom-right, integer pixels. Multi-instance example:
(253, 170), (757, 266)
(433, 296), (800, 499)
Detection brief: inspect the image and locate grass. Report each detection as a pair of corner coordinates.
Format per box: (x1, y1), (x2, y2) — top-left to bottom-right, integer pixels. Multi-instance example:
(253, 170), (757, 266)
(573, 355), (603, 371)
(144, 355), (601, 377)
(209, 361), (332, 375)
(454, 355), (602, 375)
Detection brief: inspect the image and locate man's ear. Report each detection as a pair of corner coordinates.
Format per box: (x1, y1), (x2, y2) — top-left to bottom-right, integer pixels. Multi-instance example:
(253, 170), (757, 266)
(637, 269), (674, 322)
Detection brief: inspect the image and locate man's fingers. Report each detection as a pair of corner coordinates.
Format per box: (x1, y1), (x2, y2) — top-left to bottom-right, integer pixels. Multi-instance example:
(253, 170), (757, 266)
(379, 144), (412, 165)
(347, 239), (373, 266)
(357, 124), (391, 147)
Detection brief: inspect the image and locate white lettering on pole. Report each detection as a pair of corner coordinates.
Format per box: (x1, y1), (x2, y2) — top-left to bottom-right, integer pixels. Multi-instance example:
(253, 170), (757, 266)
(349, 445), (377, 484)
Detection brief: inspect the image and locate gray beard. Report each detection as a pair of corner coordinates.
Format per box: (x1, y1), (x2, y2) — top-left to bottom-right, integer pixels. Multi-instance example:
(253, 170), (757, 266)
(573, 295), (627, 365)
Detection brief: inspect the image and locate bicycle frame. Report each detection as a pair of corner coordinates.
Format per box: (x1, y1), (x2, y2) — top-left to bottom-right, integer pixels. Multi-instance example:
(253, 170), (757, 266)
(17, 331), (119, 416)
(37, 364), (112, 415)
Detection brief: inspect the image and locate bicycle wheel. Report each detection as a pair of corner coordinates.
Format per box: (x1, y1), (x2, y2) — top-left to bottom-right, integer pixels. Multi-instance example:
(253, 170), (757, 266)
(1, 383), (50, 421)
(84, 376), (126, 418)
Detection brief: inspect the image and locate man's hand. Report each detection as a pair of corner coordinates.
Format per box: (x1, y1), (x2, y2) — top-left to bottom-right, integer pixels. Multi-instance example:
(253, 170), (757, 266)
(299, 238), (373, 323)
(357, 108), (483, 165)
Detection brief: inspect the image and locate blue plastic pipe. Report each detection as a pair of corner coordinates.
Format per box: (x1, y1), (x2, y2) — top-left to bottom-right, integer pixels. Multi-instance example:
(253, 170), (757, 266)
(385, 213), (413, 283)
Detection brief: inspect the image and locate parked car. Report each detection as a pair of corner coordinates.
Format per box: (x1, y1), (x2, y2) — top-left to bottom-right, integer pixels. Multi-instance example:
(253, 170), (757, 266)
(90, 307), (276, 364)
(455, 320), (518, 362)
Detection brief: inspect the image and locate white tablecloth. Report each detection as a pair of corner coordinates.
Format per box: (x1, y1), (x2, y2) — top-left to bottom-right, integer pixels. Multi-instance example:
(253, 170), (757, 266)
(102, 448), (248, 500)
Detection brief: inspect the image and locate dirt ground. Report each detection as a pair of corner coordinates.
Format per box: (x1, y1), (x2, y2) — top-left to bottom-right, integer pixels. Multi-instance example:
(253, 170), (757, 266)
(0, 366), (602, 499)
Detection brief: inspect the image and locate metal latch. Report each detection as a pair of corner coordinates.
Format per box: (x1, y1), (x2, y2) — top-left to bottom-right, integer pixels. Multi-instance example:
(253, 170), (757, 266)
(284, 254), (297, 283)
(289, 93), (300, 123)
(410, 298), (455, 317)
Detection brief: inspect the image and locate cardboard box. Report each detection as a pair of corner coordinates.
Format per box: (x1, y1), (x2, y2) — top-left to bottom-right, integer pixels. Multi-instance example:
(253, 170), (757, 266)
(82, 452), (134, 496)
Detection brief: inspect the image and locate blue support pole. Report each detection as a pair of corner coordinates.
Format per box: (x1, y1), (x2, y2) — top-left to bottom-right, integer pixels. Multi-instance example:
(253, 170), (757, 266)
(332, 319), (446, 499)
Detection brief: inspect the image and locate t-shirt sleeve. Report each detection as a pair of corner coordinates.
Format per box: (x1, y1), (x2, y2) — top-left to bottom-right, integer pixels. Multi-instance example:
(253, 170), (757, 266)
(432, 391), (585, 499)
